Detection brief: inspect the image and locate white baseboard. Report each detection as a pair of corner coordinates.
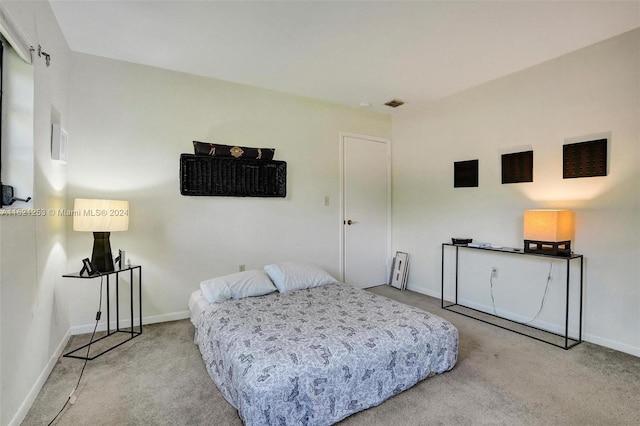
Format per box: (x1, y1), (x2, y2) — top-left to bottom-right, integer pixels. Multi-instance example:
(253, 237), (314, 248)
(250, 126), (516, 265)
(409, 285), (439, 299)
(405, 285), (640, 357)
(8, 329), (71, 426)
(583, 333), (640, 357)
(143, 310), (191, 325)
(69, 310), (191, 335)
(455, 297), (579, 337)
(410, 284), (575, 335)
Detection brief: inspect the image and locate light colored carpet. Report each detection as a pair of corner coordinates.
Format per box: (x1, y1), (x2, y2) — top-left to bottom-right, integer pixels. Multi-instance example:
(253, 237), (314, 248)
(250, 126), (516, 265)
(22, 285), (640, 425)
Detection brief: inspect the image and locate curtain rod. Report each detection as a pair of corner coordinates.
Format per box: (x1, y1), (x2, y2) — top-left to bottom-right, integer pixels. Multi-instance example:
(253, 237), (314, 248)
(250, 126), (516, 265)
(0, 4), (33, 64)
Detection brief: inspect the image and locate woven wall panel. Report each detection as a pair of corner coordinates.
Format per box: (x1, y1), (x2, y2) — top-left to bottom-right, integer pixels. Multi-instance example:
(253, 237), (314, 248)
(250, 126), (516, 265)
(454, 159), (478, 188)
(502, 150), (533, 184)
(180, 154), (286, 197)
(563, 139), (607, 179)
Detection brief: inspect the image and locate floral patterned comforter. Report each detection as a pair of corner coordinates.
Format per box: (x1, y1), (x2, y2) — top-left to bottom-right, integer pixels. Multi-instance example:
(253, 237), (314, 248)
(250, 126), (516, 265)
(193, 283), (458, 425)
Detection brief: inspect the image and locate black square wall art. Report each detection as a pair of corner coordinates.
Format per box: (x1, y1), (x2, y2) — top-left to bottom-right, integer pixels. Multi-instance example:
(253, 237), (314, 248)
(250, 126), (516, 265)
(563, 139), (607, 178)
(454, 159), (479, 188)
(502, 150), (533, 184)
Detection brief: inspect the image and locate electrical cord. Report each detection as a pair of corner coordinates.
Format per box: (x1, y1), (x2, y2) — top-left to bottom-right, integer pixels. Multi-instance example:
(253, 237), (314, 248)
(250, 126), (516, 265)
(489, 262), (553, 323)
(489, 275), (498, 315)
(522, 262), (553, 325)
(47, 276), (104, 426)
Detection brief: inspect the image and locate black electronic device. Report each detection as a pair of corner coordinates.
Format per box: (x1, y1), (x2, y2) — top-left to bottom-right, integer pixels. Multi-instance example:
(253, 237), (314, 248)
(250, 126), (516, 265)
(451, 238), (473, 245)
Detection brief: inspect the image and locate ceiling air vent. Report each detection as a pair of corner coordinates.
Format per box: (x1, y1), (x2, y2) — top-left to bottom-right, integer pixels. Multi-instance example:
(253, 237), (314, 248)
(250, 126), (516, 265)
(384, 99), (404, 108)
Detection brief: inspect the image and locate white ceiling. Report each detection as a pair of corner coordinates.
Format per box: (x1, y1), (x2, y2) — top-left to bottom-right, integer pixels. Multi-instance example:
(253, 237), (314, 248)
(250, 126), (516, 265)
(50, 0), (640, 114)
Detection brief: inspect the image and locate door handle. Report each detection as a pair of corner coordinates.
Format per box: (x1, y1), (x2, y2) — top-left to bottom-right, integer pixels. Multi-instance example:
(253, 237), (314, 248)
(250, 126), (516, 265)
(346, 219), (358, 225)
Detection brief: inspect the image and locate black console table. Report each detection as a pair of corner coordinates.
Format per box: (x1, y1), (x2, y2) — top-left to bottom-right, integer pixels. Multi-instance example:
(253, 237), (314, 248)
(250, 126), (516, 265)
(62, 265), (142, 360)
(441, 244), (583, 349)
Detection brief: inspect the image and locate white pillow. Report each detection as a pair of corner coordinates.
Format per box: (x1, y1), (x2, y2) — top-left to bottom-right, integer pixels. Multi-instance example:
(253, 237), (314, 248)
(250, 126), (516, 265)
(228, 270), (277, 299)
(199, 279), (231, 304)
(264, 262), (338, 293)
(200, 270), (276, 303)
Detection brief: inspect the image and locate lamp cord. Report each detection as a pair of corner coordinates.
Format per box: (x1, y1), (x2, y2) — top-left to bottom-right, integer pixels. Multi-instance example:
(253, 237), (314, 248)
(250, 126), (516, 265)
(47, 276), (104, 425)
(489, 262), (553, 323)
(522, 262), (554, 325)
(489, 275), (498, 315)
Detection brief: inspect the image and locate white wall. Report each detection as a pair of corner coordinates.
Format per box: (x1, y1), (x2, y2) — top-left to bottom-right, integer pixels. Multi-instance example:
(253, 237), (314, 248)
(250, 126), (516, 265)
(392, 29), (640, 355)
(65, 53), (391, 329)
(0, 1), (71, 425)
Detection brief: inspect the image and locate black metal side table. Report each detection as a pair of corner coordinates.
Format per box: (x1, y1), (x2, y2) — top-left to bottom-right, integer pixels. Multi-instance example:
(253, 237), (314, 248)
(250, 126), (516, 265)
(62, 265), (142, 360)
(441, 244), (583, 349)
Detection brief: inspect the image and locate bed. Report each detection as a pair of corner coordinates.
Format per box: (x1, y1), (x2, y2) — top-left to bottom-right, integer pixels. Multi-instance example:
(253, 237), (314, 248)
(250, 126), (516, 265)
(189, 264), (458, 426)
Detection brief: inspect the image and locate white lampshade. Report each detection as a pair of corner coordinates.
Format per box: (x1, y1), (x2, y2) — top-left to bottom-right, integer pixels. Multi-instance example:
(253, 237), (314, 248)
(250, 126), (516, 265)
(524, 209), (574, 242)
(73, 199), (129, 232)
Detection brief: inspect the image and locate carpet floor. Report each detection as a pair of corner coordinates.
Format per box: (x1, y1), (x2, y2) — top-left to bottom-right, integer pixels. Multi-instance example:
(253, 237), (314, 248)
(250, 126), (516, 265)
(22, 285), (640, 425)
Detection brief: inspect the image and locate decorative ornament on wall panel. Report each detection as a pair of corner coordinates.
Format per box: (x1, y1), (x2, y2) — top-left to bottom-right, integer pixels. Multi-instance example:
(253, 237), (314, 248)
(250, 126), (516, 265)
(454, 159), (479, 188)
(501, 150), (533, 184)
(563, 138), (607, 179)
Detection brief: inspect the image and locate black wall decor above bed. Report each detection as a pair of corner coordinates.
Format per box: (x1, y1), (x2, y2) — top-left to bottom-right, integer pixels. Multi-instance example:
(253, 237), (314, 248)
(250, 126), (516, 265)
(180, 154), (287, 197)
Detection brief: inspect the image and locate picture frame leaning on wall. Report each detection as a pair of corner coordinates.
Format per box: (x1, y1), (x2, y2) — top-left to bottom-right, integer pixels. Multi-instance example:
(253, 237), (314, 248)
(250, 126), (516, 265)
(389, 251), (410, 290)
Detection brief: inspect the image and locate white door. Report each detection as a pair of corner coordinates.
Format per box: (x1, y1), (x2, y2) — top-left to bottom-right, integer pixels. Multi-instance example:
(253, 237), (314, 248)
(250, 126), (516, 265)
(341, 134), (390, 288)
